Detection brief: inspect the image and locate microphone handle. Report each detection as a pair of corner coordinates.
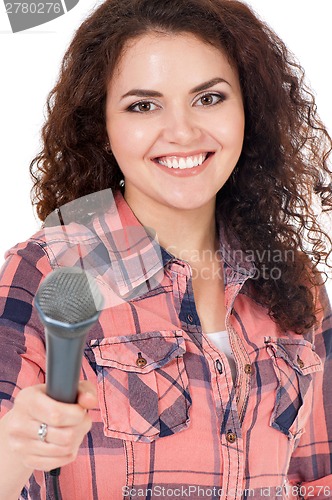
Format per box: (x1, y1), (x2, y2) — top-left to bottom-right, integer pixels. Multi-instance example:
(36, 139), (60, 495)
(45, 326), (89, 403)
(45, 324), (91, 492)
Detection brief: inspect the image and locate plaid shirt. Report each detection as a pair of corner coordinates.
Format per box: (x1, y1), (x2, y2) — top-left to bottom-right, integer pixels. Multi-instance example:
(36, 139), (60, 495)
(0, 190), (331, 500)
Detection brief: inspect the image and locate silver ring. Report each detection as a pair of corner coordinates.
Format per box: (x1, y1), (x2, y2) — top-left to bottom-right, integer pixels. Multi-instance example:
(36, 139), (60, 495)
(38, 423), (48, 442)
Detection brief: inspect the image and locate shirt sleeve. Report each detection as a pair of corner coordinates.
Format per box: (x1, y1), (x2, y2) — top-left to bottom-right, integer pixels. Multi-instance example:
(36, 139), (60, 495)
(0, 240), (52, 417)
(287, 280), (332, 499)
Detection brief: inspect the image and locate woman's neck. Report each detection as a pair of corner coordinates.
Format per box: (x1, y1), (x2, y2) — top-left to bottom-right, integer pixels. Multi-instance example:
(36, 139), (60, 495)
(124, 190), (218, 267)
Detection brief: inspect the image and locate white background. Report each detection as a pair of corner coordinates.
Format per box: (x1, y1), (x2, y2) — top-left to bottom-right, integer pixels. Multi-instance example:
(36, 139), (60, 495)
(0, 0), (331, 298)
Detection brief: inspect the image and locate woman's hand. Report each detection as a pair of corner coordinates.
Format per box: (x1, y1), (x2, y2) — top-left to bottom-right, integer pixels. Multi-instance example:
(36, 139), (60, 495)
(4, 381), (98, 472)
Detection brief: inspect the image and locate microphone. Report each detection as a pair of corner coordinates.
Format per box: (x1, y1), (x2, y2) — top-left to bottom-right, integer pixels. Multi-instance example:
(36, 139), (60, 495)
(34, 267), (103, 496)
(35, 267), (103, 403)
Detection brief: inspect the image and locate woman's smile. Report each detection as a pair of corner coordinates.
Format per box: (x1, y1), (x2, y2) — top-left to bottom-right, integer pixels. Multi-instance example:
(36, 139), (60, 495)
(152, 151), (215, 176)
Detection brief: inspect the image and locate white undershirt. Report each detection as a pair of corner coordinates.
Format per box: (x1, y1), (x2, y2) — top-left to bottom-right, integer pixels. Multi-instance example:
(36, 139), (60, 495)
(206, 330), (237, 384)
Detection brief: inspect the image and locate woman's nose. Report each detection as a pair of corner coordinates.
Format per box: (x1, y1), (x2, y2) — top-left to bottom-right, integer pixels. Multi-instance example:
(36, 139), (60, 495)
(161, 107), (201, 144)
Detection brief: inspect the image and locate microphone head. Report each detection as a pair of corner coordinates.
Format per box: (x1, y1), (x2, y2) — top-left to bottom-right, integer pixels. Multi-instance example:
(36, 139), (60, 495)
(35, 267), (103, 327)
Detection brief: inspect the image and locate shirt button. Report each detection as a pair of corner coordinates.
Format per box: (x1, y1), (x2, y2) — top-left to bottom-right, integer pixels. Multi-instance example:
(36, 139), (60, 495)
(244, 363), (253, 374)
(226, 431), (237, 444)
(136, 353), (147, 368)
(297, 355), (304, 369)
(187, 314), (194, 323)
(216, 359), (223, 374)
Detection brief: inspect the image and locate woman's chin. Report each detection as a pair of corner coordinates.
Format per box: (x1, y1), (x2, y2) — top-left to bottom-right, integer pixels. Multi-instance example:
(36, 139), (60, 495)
(160, 191), (216, 212)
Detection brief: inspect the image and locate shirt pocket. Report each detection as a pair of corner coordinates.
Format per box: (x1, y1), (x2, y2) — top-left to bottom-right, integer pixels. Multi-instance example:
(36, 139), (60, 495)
(90, 329), (192, 443)
(264, 336), (323, 439)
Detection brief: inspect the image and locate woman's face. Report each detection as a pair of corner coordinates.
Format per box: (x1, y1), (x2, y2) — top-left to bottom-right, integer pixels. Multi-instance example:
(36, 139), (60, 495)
(106, 32), (245, 212)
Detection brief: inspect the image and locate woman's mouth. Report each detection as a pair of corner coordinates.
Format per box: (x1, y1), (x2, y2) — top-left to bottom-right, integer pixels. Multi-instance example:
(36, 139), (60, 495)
(154, 152), (213, 169)
(152, 152), (214, 177)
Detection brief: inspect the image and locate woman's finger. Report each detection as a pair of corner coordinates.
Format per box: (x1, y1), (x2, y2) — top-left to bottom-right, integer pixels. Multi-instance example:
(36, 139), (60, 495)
(15, 385), (87, 428)
(77, 381), (98, 410)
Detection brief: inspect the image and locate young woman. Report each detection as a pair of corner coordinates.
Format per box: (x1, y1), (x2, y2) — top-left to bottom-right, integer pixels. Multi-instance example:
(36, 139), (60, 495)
(0, 0), (331, 498)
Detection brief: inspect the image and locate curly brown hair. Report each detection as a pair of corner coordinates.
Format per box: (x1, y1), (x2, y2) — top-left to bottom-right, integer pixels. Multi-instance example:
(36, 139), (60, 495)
(30, 0), (332, 335)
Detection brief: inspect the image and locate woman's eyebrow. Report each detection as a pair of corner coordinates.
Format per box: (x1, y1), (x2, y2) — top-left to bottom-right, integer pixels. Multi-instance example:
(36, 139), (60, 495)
(120, 77), (231, 100)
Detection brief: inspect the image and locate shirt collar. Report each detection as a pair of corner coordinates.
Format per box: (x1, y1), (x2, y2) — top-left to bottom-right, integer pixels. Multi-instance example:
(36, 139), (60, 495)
(93, 191), (255, 296)
(42, 189), (255, 298)
(91, 191), (174, 298)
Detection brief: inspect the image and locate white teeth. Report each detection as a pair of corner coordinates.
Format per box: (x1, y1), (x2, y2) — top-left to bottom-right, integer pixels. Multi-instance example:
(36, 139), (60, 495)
(156, 153), (209, 169)
(187, 157), (194, 168)
(179, 158), (186, 169)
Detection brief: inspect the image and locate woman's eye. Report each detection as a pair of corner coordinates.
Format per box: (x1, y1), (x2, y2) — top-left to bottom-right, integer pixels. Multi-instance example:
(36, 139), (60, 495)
(196, 92), (226, 106)
(127, 101), (158, 113)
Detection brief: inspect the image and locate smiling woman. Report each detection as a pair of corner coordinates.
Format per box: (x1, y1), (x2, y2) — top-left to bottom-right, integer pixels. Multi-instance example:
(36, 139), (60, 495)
(0, 0), (332, 499)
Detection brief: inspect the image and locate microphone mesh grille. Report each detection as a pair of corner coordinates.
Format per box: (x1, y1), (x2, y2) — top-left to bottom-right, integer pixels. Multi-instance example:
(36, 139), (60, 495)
(36, 267), (103, 324)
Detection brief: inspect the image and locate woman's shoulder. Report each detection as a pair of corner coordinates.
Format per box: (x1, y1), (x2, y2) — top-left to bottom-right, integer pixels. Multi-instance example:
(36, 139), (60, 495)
(0, 232), (52, 294)
(3, 214), (100, 277)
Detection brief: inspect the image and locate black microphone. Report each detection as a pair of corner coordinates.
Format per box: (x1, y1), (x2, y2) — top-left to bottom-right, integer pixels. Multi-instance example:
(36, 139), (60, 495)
(34, 267), (103, 496)
(35, 267), (103, 403)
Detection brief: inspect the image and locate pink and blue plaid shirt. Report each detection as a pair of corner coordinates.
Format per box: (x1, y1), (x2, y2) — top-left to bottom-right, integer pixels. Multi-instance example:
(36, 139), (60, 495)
(0, 190), (331, 499)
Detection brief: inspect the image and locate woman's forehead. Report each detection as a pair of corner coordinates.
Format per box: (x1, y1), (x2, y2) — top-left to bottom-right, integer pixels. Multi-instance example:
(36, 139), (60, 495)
(109, 32), (238, 90)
